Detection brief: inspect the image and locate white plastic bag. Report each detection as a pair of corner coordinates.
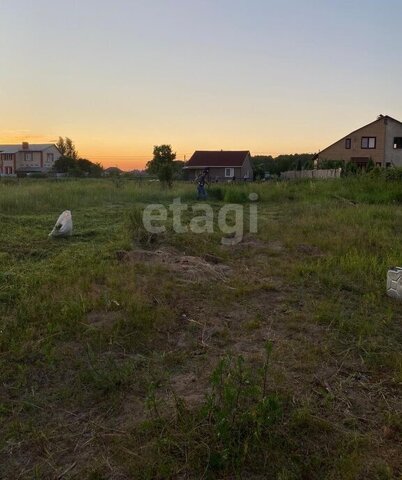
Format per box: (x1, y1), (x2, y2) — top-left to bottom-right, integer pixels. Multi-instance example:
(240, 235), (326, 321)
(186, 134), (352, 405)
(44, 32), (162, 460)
(387, 267), (402, 300)
(49, 210), (73, 238)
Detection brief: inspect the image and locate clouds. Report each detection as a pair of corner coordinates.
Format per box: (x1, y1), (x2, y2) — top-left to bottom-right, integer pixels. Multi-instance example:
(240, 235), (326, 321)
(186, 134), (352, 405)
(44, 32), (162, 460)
(0, 130), (54, 143)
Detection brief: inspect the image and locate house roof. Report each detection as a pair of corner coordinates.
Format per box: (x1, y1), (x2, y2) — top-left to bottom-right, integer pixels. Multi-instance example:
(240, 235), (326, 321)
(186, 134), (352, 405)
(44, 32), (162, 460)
(185, 150), (250, 168)
(318, 115), (402, 156)
(0, 144), (55, 154)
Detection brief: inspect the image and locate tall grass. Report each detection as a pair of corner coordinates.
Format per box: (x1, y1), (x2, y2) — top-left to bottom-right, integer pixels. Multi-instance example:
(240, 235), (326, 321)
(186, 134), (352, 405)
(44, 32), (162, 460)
(1, 176), (401, 216)
(0, 179), (194, 215)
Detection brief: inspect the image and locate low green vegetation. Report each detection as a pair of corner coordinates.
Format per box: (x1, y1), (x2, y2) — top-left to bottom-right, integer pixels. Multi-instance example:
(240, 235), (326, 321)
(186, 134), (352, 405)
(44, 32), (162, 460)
(0, 176), (401, 479)
(252, 153), (316, 177)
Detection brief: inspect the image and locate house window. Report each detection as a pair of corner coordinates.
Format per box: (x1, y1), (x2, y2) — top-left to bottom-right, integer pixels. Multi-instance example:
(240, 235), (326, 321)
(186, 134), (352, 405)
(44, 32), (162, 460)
(47, 153), (54, 163)
(345, 138), (351, 149)
(393, 137), (402, 149)
(376, 162), (382, 167)
(225, 167), (234, 178)
(361, 137), (376, 149)
(386, 162), (391, 168)
(24, 152), (32, 162)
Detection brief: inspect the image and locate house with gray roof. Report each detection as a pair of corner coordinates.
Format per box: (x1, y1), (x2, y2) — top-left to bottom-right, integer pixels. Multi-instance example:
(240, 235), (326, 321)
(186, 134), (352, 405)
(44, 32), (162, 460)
(0, 142), (61, 175)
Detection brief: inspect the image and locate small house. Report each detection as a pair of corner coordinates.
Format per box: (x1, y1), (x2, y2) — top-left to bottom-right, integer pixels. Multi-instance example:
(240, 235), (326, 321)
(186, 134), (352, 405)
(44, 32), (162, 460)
(184, 150), (253, 181)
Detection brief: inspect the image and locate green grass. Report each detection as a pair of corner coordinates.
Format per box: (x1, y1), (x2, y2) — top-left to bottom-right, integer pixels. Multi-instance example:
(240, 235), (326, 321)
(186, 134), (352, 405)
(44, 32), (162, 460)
(0, 177), (401, 479)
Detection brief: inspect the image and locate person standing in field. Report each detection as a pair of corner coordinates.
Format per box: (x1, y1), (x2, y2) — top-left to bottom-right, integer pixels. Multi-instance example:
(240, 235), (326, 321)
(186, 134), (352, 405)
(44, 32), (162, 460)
(196, 169), (209, 200)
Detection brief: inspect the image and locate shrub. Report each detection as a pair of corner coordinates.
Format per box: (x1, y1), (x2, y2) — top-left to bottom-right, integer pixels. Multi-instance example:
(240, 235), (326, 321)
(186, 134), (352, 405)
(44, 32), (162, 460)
(384, 167), (402, 181)
(27, 172), (48, 179)
(343, 162), (358, 176)
(318, 159), (344, 169)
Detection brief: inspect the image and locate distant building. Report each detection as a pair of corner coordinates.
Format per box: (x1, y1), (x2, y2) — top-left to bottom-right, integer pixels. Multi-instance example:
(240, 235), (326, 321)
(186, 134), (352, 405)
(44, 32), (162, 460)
(316, 115), (402, 168)
(103, 167), (123, 176)
(184, 150), (253, 181)
(0, 142), (61, 175)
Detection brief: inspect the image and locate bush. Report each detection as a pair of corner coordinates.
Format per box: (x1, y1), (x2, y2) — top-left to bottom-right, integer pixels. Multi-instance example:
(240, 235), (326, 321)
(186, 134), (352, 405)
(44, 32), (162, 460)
(343, 161), (358, 176)
(27, 172), (48, 179)
(319, 159), (344, 169)
(384, 167), (402, 181)
(368, 166), (382, 178)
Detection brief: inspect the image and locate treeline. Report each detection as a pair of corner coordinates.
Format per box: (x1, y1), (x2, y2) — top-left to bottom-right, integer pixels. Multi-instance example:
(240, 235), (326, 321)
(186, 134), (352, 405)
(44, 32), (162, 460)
(252, 153), (315, 178)
(53, 137), (103, 176)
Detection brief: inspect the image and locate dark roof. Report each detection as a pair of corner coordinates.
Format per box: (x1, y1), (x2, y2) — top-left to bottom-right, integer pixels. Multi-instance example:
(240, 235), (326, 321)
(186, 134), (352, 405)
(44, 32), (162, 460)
(185, 150), (250, 168)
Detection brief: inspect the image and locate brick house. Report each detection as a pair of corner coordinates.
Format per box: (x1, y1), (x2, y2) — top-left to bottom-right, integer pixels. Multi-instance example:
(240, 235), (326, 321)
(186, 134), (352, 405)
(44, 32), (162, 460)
(183, 150), (253, 181)
(0, 142), (61, 176)
(316, 115), (402, 168)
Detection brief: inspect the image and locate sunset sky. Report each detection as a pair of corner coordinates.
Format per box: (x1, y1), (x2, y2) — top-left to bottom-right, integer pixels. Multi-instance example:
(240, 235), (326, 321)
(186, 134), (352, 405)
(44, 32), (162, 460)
(1, 0), (402, 169)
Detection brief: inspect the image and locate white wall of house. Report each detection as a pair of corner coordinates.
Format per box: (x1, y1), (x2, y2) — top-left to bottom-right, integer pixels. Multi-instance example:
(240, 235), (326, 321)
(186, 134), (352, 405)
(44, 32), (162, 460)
(385, 120), (402, 167)
(16, 151), (42, 169)
(16, 145), (61, 172)
(42, 145), (61, 170)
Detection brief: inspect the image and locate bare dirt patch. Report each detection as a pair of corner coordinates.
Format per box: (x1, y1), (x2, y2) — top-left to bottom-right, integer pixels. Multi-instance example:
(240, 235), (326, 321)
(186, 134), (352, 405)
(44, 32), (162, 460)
(86, 310), (122, 328)
(117, 247), (231, 283)
(296, 243), (324, 257)
(169, 372), (207, 406)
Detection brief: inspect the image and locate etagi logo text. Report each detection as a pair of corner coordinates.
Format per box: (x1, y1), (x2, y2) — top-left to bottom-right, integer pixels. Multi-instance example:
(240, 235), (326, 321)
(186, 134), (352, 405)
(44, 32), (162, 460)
(142, 194), (258, 245)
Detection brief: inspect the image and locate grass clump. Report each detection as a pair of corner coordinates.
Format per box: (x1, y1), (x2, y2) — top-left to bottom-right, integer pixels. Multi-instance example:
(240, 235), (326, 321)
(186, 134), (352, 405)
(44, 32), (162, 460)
(223, 188), (249, 203)
(133, 342), (284, 478)
(128, 206), (156, 246)
(207, 186), (225, 201)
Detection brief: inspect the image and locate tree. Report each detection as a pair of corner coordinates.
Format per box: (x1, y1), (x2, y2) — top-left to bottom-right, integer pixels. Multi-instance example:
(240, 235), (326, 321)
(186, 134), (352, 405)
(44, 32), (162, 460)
(253, 163), (266, 180)
(252, 153), (315, 175)
(53, 156), (77, 174)
(56, 137), (78, 159)
(53, 136), (103, 176)
(77, 158), (103, 176)
(172, 160), (186, 180)
(56, 137), (67, 156)
(146, 145), (176, 187)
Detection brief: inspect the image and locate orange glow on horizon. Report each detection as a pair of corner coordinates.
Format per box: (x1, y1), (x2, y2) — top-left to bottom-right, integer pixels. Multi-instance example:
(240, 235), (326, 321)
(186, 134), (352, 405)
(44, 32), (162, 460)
(0, 133), (322, 171)
(2, 2), (401, 173)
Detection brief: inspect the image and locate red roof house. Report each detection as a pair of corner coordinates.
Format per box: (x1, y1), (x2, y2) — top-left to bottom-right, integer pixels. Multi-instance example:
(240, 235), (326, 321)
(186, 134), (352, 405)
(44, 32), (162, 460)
(184, 150), (253, 181)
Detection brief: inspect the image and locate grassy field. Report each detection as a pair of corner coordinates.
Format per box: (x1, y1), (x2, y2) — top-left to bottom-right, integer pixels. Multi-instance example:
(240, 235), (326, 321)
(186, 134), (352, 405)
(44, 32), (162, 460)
(0, 177), (401, 479)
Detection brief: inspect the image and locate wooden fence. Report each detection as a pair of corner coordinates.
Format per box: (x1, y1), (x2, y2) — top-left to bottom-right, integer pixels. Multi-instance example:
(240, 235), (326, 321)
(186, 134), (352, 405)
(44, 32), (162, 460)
(280, 168), (342, 180)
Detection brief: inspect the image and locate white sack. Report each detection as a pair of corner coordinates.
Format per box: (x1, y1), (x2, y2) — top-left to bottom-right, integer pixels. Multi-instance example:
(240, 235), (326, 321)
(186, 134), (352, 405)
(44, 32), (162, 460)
(49, 210), (73, 238)
(387, 267), (402, 300)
